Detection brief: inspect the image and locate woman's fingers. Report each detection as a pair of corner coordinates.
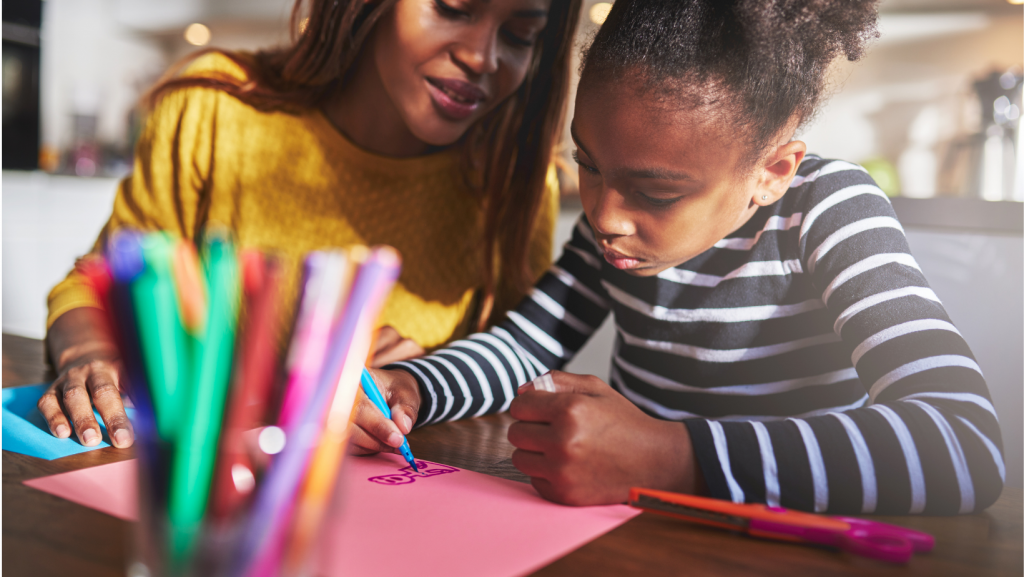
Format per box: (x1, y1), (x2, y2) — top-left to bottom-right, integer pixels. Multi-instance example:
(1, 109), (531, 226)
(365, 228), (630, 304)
(37, 382), (72, 439)
(37, 358), (133, 448)
(59, 373), (103, 446)
(86, 368), (133, 448)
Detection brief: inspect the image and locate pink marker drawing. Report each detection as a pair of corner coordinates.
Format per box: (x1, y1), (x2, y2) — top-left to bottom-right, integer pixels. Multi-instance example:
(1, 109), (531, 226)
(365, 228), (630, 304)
(368, 461), (459, 485)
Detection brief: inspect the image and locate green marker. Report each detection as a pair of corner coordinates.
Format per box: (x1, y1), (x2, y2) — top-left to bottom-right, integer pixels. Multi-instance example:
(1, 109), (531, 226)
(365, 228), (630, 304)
(131, 233), (189, 441)
(167, 234), (240, 568)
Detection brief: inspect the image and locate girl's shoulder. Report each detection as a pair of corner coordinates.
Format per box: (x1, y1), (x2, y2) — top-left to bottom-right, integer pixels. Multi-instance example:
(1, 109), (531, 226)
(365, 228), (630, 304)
(781, 155), (889, 216)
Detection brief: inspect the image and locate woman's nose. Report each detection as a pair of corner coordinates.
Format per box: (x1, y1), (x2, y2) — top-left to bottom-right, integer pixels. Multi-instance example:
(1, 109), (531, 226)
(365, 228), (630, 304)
(452, 23), (500, 75)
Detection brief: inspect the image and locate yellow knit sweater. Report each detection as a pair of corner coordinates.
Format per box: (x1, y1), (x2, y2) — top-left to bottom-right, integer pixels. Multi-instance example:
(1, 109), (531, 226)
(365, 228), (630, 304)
(47, 54), (559, 349)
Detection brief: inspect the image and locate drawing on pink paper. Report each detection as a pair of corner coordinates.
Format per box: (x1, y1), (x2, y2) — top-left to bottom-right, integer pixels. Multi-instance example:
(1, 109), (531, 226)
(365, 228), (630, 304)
(367, 460), (458, 485)
(23, 453), (642, 577)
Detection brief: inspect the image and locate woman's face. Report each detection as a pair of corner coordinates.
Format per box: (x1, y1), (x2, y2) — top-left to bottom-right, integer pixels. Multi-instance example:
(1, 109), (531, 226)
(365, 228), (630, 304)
(371, 0), (552, 146)
(571, 78), (805, 277)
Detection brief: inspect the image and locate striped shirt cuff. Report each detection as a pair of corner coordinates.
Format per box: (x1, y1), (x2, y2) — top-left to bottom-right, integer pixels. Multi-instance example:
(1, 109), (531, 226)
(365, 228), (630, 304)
(386, 361), (439, 428)
(684, 419), (738, 502)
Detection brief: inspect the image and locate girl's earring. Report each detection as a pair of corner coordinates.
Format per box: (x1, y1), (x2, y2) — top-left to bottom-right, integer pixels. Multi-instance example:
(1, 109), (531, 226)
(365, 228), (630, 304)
(761, 195), (767, 201)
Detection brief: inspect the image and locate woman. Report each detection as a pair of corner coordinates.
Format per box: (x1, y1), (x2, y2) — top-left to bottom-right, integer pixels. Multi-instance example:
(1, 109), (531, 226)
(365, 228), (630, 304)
(40, 0), (582, 449)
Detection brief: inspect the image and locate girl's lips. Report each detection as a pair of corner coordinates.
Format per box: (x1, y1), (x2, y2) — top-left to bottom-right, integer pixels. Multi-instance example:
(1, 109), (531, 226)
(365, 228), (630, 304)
(425, 77), (485, 121)
(603, 249), (644, 270)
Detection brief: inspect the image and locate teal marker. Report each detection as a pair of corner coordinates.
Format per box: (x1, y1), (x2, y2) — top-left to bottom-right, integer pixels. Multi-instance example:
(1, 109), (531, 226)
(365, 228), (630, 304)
(360, 368), (419, 473)
(132, 233), (188, 441)
(167, 234), (240, 568)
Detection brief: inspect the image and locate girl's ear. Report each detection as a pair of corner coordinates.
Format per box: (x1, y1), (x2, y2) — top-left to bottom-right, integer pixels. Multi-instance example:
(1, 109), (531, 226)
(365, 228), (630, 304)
(752, 140), (806, 206)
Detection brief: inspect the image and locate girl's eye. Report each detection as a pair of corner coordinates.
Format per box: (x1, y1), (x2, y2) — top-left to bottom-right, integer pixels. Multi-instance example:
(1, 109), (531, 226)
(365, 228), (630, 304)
(638, 192), (683, 208)
(434, 0), (468, 18)
(572, 149), (599, 175)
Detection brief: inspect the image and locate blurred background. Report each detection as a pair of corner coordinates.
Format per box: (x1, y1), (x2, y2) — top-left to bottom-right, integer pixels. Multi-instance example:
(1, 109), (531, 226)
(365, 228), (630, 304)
(3, 0), (1023, 485)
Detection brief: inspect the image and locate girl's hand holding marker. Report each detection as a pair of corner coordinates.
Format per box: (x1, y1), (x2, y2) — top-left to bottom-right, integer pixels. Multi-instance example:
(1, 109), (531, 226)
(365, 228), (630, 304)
(348, 368), (422, 457)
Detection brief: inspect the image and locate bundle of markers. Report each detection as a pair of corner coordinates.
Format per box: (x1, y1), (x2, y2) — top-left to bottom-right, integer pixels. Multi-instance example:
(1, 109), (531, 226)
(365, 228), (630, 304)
(81, 229), (401, 577)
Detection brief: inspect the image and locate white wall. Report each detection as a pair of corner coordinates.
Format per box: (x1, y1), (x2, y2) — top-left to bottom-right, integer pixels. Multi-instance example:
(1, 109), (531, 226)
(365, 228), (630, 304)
(2, 172), (120, 338)
(800, 12), (1023, 196)
(40, 0), (167, 152)
(39, 0), (294, 156)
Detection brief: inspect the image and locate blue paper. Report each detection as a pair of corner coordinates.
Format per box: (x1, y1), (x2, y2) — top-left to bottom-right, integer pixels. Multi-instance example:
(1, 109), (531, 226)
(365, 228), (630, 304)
(2, 383), (136, 460)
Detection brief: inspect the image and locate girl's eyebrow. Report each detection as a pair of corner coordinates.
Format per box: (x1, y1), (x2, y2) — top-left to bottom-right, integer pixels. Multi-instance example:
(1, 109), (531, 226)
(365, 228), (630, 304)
(570, 122), (693, 182)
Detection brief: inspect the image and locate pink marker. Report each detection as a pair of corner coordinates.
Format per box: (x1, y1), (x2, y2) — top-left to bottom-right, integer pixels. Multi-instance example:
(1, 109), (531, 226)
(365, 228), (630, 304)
(276, 251), (349, 429)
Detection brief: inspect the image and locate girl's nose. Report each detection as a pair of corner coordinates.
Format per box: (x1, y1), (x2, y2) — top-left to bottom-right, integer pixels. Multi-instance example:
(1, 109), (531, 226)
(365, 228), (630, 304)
(588, 187), (635, 238)
(452, 24), (500, 76)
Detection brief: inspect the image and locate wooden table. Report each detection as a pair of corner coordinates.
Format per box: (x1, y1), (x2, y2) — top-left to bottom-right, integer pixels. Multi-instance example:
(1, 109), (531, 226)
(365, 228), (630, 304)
(4, 333), (1022, 576)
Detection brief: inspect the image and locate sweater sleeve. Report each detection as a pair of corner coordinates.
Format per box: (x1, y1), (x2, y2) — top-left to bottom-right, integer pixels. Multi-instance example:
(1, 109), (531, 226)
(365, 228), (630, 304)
(46, 57), (237, 329)
(389, 215), (612, 426)
(684, 162), (1005, 514)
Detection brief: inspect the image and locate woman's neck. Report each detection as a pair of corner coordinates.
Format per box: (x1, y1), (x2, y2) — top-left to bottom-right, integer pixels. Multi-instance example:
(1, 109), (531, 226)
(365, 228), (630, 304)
(322, 51), (432, 158)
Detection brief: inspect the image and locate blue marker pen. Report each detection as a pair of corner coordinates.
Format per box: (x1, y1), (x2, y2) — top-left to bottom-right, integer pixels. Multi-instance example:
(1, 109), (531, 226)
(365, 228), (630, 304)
(360, 368), (419, 473)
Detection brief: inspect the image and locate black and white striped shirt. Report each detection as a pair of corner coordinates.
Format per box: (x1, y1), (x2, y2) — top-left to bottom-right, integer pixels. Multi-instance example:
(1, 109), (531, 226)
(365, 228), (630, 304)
(391, 156), (1005, 514)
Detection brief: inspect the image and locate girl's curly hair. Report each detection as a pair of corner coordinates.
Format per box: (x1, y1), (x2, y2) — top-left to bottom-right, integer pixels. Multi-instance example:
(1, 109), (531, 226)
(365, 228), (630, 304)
(580, 0), (879, 162)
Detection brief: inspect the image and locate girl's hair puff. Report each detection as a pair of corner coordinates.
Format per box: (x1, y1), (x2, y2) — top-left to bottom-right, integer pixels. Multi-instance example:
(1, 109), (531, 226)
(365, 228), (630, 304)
(579, 0), (879, 162)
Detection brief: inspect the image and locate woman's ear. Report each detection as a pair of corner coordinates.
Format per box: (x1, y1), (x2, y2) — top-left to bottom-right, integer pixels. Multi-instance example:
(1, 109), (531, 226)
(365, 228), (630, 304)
(752, 140), (806, 206)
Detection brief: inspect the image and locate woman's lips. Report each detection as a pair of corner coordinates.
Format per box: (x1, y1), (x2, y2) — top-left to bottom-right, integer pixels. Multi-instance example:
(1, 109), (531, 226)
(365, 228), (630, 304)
(603, 248), (644, 270)
(426, 77), (486, 121)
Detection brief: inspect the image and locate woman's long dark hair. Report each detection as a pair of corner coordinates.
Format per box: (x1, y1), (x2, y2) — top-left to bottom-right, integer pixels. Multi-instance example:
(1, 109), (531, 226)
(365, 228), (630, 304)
(147, 0), (581, 330)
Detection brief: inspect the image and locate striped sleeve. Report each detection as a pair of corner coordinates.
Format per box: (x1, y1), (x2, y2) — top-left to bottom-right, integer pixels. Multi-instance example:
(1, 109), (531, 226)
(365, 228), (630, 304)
(685, 163), (1005, 514)
(388, 217), (613, 426)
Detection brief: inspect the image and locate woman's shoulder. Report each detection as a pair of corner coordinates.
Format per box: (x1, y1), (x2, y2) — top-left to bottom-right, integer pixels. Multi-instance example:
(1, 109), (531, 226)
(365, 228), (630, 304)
(147, 51), (268, 128)
(180, 50), (252, 83)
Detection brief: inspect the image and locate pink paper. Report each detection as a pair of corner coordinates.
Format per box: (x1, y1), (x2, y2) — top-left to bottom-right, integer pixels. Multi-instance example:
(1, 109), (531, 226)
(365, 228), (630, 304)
(24, 459), (138, 520)
(23, 454), (640, 577)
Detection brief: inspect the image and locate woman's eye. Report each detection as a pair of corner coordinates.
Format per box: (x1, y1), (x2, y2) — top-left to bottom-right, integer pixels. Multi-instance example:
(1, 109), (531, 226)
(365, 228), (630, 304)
(501, 28), (534, 47)
(434, 0), (468, 18)
(572, 150), (599, 175)
(638, 192), (683, 207)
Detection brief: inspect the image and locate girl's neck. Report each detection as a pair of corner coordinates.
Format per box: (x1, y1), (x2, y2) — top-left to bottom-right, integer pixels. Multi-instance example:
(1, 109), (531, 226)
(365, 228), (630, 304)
(321, 50), (432, 158)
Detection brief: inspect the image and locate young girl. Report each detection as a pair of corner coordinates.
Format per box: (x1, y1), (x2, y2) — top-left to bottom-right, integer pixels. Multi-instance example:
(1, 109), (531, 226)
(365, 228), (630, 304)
(40, 0), (581, 449)
(356, 0), (1006, 514)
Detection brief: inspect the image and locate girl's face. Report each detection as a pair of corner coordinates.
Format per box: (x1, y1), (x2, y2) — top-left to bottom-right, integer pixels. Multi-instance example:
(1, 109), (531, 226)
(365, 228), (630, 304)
(371, 0), (552, 146)
(571, 80), (806, 277)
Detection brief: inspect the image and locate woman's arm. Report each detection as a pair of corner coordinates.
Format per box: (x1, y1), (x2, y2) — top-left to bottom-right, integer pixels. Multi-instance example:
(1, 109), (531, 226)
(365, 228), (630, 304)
(39, 307), (130, 447)
(41, 73), (221, 445)
(686, 162), (1005, 514)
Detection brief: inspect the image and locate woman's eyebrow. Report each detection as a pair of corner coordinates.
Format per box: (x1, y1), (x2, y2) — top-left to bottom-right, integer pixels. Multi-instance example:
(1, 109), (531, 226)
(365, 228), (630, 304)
(570, 123), (692, 182)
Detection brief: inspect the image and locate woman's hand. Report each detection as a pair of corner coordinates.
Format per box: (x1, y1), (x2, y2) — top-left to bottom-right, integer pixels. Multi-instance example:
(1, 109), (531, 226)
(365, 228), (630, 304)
(348, 368), (422, 456)
(38, 307), (134, 448)
(369, 326), (425, 368)
(508, 371), (704, 506)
